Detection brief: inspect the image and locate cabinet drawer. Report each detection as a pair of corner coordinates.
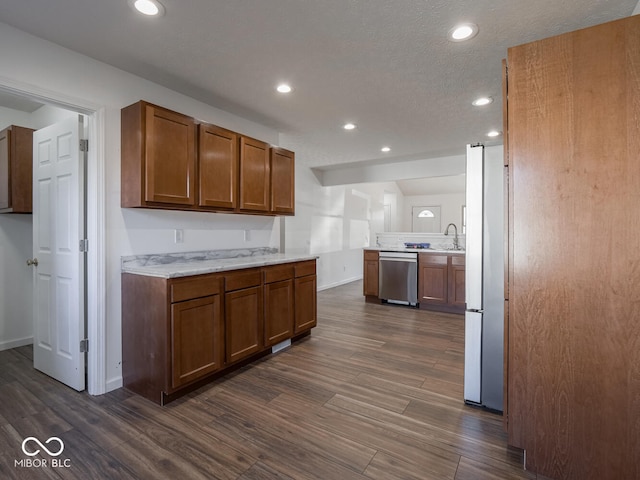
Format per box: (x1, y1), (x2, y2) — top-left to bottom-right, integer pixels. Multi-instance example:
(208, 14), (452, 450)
(450, 255), (466, 267)
(263, 264), (294, 284)
(419, 253), (448, 266)
(295, 260), (316, 278)
(225, 269), (262, 291)
(170, 275), (221, 303)
(364, 250), (379, 261)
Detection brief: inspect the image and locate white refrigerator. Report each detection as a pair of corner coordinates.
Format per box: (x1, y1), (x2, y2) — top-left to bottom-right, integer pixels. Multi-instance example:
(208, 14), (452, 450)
(464, 144), (504, 412)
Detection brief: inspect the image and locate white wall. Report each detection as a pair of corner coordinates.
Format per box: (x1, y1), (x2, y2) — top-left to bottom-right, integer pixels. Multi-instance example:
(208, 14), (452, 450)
(0, 107), (34, 351)
(0, 215), (33, 350)
(634, 1), (640, 15)
(282, 148), (401, 289)
(0, 106), (32, 128)
(402, 192), (466, 233)
(0, 21), (281, 390)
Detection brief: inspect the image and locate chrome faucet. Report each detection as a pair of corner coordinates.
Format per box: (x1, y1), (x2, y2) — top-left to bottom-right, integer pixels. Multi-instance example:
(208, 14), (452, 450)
(444, 223), (459, 250)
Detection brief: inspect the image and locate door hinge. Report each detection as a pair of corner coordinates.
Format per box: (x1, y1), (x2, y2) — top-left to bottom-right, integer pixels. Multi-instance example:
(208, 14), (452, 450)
(80, 139), (88, 152)
(79, 239), (89, 252)
(80, 339), (89, 353)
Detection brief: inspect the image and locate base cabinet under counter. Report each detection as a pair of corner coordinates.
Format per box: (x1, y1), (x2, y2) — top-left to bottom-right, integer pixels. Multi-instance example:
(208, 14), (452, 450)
(363, 250), (380, 300)
(225, 268), (264, 364)
(122, 259), (317, 405)
(418, 252), (465, 314)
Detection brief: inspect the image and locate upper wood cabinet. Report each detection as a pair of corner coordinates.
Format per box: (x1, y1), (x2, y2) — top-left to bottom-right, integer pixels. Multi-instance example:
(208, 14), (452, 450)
(0, 125), (35, 214)
(270, 147), (295, 214)
(121, 101), (196, 208)
(239, 136), (270, 213)
(121, 101), (295, 216)
(198, 123), (238, 210)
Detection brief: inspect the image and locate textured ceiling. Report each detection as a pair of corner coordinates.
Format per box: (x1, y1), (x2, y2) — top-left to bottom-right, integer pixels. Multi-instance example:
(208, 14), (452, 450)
(0, 0), (636, 171)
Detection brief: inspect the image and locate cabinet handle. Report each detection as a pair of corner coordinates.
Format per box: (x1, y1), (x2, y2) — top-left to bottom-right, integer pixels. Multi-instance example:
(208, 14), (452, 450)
(26, 258), (39, 267)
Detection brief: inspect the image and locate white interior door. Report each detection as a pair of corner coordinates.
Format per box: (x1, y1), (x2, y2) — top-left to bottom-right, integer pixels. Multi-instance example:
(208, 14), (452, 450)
(32, 115), (85, 391)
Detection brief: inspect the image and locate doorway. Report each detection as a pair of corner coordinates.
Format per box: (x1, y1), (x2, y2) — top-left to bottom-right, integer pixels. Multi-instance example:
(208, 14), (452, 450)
(0, 84), (106, 395)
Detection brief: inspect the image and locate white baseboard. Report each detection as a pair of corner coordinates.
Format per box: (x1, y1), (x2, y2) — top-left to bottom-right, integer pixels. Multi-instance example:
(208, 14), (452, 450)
(105, 376), (123, 393)
(318, 276), (362, 292)
(0, 336), (33, 352)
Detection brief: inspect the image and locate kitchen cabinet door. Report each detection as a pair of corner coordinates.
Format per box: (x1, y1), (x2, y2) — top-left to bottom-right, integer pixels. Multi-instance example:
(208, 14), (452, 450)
(198, 123), (238, 210)
(225, 286), (263, 363)
(294, 274), (317, 333)
(363, 250), (380, 297)
(264, 278), (294, 346)
(270, 147), (295, 214)
(0, 125), (34, 213)
(239, 136), (270, 212)
(170, 294), (223, 389)
(121, 101), (196, 208)
(418, 253), (448, 306)
(448, 255), (466, 309)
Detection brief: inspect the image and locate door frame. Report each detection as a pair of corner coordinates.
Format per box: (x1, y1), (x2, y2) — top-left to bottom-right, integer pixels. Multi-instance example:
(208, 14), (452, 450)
(0, 76), (106, 395)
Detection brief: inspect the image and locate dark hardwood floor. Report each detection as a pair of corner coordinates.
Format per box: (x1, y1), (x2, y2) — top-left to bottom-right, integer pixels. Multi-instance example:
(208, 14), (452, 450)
(0, 280), (535, 479)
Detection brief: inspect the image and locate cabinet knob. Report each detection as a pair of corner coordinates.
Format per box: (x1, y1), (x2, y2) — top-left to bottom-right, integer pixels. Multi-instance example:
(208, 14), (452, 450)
(26, 258), (39, 267)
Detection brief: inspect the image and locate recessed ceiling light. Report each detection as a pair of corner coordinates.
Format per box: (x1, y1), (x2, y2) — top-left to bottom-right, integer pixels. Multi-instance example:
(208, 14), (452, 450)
(448, 23), (478, 42)
(276, 84), (292, 93)
(343, 123), (356, 130)
(487, 130), (501, 137)
(129, 0), (165, 16)
(472, 96), (493, 106)
(381, 146), (391, 152)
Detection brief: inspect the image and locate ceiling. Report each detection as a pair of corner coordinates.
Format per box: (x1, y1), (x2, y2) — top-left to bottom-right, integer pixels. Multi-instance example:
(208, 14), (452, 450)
(0, 0), (636, 175)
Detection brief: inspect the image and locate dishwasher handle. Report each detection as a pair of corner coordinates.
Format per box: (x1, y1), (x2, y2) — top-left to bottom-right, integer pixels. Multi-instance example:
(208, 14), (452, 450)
(379, 257), (417, 263)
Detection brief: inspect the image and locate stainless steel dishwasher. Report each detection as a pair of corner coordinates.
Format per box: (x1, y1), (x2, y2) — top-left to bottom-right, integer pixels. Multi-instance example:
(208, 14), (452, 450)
(378, 251), (418, 306)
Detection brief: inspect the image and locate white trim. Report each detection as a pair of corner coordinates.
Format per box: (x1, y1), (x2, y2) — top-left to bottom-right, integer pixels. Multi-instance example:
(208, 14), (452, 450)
(86, 107), (107, 395)
(318, 276), (362, 292)
(106, 376), (124, 392)
(0, 336), (33, 352)
(0, 78), (106, 395)
(0, 75), (100, 115)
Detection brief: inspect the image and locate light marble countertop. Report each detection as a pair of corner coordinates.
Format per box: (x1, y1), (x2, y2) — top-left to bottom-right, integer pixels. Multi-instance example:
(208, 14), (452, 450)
(364, 247), (466, 255)
(121, 248), (318, 279)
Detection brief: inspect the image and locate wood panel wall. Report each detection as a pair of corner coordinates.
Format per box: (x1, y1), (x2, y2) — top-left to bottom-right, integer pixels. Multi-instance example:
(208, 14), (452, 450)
(506, 15), (640, 479)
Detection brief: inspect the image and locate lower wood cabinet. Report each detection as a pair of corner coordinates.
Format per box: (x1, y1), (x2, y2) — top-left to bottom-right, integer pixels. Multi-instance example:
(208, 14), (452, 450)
(294, 261), (317, 333)
(122, 259), (317, 405)
(225, 269), (263, 364)
(171, 294), (223, 389)
(363, 250), (379, 299)
(264, 265), (295, 347)
(418, 253), (465, 314)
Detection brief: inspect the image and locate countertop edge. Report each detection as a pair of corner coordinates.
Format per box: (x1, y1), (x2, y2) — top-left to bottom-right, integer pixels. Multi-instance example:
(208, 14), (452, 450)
(122, 254), (319, 279)
(363, 247), (466, 255)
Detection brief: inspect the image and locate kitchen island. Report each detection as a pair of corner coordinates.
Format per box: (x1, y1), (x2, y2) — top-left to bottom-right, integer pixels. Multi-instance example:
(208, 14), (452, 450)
(363, 247), (466, 314)
(121, 248), (317, 404)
